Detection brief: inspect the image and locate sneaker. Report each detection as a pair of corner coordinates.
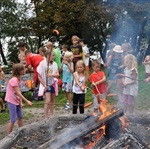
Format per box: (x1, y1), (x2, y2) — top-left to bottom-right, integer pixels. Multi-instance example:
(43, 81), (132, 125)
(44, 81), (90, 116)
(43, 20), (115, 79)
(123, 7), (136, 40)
(65, 105), (71, 111)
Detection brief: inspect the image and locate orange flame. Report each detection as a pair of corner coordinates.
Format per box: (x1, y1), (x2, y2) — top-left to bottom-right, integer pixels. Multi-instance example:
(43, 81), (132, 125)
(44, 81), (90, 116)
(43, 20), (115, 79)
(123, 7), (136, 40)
(81, 125), (106, 149)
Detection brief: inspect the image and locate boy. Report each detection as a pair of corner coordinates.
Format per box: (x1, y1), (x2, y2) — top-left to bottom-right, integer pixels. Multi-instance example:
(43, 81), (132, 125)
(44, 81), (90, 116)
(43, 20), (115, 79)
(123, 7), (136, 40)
(69, 35), (82, 70)
(89, 60), (107, 114)
(79, 39), (90, 74)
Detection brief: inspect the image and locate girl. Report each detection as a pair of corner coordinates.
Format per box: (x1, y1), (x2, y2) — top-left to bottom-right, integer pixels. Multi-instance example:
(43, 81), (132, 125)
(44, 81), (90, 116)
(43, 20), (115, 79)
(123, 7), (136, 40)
(122, 54), (138, 114)
(37, 49), (59, 118)
(60, 51), (74, 110)
(72, 60), (88, 114)
(143, 55), (150, 79)
(90, 60), (107, 114)
(39, 47), (46, 59)
(5, 63), (32, 133)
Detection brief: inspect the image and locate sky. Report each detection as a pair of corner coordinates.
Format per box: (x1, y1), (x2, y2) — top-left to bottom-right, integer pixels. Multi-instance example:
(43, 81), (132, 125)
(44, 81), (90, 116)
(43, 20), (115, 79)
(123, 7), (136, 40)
(17, 0), (30, 3)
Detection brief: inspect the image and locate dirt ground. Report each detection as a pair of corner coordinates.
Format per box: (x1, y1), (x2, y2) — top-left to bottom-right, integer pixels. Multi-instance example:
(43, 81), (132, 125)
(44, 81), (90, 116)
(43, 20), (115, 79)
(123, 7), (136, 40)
(0, 106), (150, 148)
(0, 106), (93, 140)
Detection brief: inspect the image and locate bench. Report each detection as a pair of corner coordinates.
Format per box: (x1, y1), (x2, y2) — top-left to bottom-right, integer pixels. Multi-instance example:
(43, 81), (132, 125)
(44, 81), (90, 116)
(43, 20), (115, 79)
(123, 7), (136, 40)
(0, 73), (32, 93)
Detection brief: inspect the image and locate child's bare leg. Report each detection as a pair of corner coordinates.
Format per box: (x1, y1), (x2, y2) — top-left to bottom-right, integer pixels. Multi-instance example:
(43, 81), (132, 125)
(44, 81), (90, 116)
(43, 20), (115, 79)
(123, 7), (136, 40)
(8, 122), (14, 134)
(66, 92), (72, 106)
(128, 95), (134, 113)
(18, 119), (23, 127)
(50, 93), (55, 118)
(44, 93), (51, 118)
(117, 79), (123, 101)
(0, 98), (4, 110)
(107, 80), (114, 94)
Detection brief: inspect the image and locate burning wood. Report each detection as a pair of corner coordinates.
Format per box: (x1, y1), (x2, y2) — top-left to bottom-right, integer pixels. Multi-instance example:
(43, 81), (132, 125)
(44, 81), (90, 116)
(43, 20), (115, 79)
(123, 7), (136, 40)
(38, 109), (124, 149)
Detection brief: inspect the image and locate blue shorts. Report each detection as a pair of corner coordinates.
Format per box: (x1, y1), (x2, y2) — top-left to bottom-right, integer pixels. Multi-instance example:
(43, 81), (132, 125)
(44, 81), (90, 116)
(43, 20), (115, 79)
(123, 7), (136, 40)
(7, 102), (23, 123)
(45, 85), (55, 93)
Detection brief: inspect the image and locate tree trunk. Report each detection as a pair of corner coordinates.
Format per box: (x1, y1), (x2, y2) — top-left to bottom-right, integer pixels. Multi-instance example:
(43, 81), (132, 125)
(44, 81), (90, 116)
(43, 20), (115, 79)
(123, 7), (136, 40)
(0, 40), (7, 65)
(136, 17), (147, 55)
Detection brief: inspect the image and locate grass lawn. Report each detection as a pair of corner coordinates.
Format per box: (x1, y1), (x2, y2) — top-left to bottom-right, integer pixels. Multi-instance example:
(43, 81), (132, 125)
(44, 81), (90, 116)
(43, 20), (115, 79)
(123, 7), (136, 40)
(0, 64), (150, 125)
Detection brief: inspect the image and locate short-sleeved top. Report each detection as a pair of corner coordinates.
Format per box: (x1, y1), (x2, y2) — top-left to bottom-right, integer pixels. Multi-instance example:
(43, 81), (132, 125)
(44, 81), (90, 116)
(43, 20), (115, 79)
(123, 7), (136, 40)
(72, 72), (87, 94)
(83, 45), (89, 66)
(47, 62), (58, 85)
(90, 71), (107, 95)
(5, 77), (21, 105)
(26, 53), (44, 73)
(69, 45), (82, 63)
(62, 63), (73, 83)
(108, 56), (123, 75)
(123, 68), (138, 96)
(54, 48), (61, 69)
(144, 61), (150, 73)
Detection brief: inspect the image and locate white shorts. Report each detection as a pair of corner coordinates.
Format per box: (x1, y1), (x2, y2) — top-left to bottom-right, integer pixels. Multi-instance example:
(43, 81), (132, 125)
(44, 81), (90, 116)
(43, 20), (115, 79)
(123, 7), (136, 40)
(92, 93), (106, 109)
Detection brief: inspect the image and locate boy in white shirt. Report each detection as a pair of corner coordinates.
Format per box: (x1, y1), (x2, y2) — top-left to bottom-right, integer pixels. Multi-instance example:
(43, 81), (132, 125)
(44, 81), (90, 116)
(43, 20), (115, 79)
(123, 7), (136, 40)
(79, 39), (90, 74)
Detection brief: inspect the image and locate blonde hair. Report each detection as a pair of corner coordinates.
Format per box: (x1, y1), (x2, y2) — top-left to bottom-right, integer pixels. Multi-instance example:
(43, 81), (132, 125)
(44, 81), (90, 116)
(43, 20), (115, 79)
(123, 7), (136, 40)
(64, 51), (73, 61)
(46, 42), (53, 49)
(76, 60), (88, 81)
(92, 60), (101, 67)
(71, 35), (79, 41)
(124, 54), (137, 70)
(145, 55), (150, 61)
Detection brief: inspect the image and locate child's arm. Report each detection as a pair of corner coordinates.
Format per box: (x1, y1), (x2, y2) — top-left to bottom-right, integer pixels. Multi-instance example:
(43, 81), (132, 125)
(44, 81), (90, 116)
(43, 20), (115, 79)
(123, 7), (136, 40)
(67, 62), (74, 73)
(95, 73), (106, 86)
(14, 86), (32, 106)
(47, 71), (59, 78)
(106, 55), (112, 67)
(73, 72), (81, 87)
(124, 69), (137, 86)
(1, 71), (5, 81)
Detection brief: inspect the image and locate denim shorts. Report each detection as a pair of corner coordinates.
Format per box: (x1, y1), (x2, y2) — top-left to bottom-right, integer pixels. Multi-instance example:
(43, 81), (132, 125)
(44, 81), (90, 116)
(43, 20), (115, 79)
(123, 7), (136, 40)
(45, 85), (55, 93)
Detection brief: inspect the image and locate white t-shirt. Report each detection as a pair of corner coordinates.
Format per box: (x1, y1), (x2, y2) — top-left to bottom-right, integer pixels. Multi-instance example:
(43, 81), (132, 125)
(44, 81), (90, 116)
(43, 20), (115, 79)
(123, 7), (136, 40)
(83, 45), (89, 66)
(47, 62), (58, 85)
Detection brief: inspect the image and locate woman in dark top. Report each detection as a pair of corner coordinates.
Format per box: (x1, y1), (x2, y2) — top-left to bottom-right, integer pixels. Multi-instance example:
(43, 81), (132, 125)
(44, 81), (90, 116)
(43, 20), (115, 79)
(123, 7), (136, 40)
(107, 45), (124, 103)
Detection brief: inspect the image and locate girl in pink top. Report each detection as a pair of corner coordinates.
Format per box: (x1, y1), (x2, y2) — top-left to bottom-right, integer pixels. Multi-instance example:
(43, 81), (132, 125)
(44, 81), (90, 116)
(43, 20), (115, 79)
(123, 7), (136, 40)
(5, 63), (32, 133)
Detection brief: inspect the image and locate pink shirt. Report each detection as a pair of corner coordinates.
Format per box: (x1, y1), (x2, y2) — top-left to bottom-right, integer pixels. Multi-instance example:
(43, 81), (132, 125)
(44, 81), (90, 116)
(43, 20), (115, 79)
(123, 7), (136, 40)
(5, 77), (21, 105)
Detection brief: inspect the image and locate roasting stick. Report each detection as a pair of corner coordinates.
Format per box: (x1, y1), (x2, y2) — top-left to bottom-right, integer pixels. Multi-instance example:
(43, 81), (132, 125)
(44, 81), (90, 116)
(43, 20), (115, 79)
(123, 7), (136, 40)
(116, 73), (145, 82)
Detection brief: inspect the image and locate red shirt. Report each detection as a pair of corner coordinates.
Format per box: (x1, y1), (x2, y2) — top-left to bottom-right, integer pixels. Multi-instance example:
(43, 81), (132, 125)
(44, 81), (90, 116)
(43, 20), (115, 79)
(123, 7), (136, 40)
(26, 53), (44, 73)
(90, 71), (107, 94)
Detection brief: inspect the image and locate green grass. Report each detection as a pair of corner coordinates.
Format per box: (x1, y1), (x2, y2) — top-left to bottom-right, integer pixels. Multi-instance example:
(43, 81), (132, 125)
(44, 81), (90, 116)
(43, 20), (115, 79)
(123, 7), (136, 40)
(0, 64), (150, 125)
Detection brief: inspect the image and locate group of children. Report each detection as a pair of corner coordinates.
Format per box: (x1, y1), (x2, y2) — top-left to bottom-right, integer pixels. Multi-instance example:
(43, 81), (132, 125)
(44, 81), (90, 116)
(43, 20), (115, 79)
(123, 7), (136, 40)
(1, 36), (150, 134)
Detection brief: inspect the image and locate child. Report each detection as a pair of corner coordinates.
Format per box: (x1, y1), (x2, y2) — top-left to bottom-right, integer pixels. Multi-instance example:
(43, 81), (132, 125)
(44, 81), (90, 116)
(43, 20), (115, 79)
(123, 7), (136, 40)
(79, 39), (90, 74)
(0, 97), (6, 113)
(18, 41), (27, 65)
(143, 55), (150, 79)
(0, 65), (5, 84)
(5, 63), (32, 133)
(72, 60), (88, 114)
(60, 51), (74, 110)
(39, 47), (46, 59)
(122, 54), (138, 114)
(61, 44), (69, 60)
(37, 50), (59, 118)
(90, 60), (107, 114)
(70, 35), (82, 70)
